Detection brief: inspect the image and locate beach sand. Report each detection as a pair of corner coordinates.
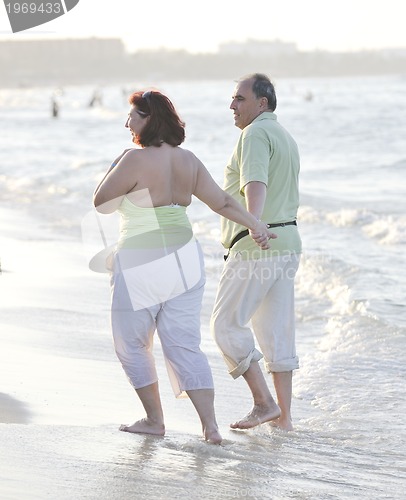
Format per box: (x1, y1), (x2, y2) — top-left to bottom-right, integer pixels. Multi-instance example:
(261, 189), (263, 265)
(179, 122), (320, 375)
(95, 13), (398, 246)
(0, 393), (31, 424)
(0, 207), (274, 500)
(2, 204), (402, 500)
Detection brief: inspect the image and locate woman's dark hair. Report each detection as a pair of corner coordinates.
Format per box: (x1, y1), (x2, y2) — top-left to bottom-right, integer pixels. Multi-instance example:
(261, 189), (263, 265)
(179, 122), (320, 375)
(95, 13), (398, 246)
(128, 90), (185, 147)
(241, 73), (277, 111)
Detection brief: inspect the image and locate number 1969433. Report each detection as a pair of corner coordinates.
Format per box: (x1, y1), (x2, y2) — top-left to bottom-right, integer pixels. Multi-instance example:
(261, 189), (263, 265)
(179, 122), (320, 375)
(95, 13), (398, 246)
(5, 2), (62, 14)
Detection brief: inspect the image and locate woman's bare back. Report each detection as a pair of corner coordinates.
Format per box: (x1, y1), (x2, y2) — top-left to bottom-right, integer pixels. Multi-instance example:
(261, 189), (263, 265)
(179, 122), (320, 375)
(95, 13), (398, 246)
(126, 145), (199, 207)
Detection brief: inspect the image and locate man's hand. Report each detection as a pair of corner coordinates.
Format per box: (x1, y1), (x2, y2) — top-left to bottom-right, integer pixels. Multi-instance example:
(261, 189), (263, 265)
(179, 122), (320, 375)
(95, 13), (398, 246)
(250, 221), (278, 249)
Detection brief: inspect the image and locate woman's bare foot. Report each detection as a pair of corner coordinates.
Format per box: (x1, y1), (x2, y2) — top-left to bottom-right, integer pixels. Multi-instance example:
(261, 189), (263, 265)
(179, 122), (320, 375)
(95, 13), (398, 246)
(269, 416), (294, 431)
(119, 417), (165, 436)
(230, 403), (281, 430)
(203, 426), (223, 445)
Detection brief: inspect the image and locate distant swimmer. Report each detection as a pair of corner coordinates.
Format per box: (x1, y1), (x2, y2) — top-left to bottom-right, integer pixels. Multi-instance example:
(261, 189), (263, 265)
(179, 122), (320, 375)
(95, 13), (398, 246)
(88, 89), (103, 108)
(51, 98), (59, 118)
(304, 91), (314, 101)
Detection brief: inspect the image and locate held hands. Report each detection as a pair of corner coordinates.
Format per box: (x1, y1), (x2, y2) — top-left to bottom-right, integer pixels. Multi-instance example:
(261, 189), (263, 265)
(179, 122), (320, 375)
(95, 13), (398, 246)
(249, 221), (278, 250)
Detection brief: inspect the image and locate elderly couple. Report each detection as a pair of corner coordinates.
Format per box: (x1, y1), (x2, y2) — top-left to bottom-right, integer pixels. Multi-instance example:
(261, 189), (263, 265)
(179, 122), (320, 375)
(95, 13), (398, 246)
(93, 73), (302, 444)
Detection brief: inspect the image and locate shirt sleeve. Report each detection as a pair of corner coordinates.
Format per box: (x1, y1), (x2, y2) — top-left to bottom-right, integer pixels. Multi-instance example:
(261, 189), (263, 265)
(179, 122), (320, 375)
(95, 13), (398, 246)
(239, 126), (271, 196)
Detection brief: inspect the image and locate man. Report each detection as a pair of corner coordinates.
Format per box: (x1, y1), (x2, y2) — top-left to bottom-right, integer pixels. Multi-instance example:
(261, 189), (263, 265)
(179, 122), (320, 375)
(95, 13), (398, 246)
(210, 73), (302, 431)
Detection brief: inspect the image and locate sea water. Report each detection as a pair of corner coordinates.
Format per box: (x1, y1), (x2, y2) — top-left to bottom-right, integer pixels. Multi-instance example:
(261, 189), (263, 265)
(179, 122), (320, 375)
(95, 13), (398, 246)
(0, 75), (405, 499)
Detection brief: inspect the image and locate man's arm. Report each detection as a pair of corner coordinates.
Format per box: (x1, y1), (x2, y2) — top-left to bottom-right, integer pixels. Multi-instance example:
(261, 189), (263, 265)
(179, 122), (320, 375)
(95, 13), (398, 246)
(244, 181), (267, 219)
(244, 181), (268, 241)
(194, 162), (275, 248)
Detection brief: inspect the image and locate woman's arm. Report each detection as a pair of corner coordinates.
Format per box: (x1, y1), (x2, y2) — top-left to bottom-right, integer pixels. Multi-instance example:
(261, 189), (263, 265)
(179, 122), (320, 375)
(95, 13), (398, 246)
(193, 161), (276, 248)
(93, 149), (136, 213)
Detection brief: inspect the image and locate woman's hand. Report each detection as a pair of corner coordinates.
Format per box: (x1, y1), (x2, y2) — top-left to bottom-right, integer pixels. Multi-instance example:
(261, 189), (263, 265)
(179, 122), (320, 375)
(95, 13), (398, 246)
(249, 221), (278, 250)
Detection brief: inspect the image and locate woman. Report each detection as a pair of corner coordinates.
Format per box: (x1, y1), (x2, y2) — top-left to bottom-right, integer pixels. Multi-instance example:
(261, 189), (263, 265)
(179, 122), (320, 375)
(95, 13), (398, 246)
(93, 90), (275, 444)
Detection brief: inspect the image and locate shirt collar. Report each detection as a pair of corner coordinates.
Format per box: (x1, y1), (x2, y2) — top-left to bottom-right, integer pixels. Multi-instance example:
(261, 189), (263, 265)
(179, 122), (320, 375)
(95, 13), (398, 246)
(252, 111), (277, 124)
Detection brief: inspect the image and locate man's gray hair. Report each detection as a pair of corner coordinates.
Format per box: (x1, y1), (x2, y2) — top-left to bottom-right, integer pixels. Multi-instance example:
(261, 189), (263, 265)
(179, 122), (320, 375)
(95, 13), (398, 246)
(239, 73), (277, 111)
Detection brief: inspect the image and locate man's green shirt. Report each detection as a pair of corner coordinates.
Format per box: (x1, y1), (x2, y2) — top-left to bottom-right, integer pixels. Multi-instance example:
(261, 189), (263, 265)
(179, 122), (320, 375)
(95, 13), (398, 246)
(221, 112), (302, 259)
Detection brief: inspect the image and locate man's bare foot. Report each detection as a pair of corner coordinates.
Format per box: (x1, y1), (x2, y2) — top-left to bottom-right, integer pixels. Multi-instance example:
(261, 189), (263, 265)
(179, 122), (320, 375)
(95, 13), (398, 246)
(230, 403), (281, 430)
(269, 416), (294, 431)
(119, 418), (165, 436)
(203, 426), (222, 445)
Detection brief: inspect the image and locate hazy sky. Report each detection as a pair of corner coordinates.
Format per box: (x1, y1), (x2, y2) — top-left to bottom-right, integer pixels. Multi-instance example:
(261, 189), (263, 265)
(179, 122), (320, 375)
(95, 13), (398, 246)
(1, 0), (405, 53)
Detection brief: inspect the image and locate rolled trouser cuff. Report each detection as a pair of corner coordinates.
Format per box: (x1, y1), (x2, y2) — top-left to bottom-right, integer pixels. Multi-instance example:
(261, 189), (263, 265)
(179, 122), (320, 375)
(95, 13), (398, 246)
(229, 348), (263, 379)
(265, 356), (299, 373)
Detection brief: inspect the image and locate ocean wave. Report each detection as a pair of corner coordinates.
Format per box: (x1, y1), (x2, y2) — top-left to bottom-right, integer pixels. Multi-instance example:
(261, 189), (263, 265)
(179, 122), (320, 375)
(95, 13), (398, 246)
(362, 216), (406, 245)
(295, 252), (406, 444)
(325, 208), (375, 228)
(299, 205), (406, 245)
(299, 206), (375, 228)
(296, 253), (367, 321)
(381, 158), (406, 171)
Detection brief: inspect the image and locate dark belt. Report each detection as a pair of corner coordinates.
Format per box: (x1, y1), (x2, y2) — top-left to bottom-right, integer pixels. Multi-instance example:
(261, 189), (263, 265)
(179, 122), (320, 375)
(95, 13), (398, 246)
(224, 221), (297, 261)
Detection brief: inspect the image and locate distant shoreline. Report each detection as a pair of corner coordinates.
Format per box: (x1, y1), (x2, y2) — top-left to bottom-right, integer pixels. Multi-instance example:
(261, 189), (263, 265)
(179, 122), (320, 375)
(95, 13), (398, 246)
(1, 38), (405, 89)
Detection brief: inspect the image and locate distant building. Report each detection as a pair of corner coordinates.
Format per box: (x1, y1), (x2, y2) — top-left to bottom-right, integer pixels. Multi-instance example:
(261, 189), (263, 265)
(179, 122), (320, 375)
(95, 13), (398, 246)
(380, 47), (406, 58)
(0, 37), (404, 86)
(0, 37), (126, 64)
(0, 38), (128, 86)
(218, 39), (298, 57)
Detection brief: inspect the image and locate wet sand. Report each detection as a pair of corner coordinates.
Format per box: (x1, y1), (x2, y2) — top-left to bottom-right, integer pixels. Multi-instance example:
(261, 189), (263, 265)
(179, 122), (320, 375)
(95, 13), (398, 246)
(1, 205), (402, 500)
(0, 393), (31, 424)
(0, 207), (264, 499)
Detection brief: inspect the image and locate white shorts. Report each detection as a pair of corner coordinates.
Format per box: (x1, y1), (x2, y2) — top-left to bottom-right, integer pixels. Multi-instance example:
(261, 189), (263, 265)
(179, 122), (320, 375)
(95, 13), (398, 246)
(110, 242), (214, 398)
(211, 253), (300, 378)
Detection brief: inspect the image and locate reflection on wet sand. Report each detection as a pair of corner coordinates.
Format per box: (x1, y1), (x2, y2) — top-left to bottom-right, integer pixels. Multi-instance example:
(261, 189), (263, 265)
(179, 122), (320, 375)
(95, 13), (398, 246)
(0, 393), (31, 424)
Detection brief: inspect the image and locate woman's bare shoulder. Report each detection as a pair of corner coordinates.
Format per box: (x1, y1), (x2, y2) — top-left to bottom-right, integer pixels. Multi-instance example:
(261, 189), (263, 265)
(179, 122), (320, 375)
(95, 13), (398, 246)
(116, 147), (143, 165)
(123, 147), (144, 159)
(175, 147), (203, 165)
